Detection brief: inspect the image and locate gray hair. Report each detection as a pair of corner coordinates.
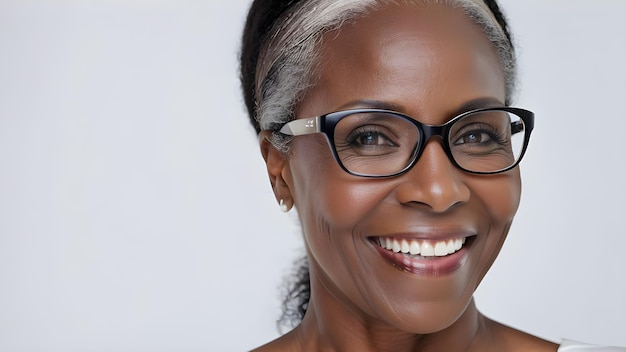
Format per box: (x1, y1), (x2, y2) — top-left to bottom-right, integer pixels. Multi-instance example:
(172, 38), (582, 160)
(255, 0), (516, 151)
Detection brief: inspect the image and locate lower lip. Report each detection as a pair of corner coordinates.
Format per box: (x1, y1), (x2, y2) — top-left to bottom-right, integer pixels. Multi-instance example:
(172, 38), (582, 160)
(371, 239), (471, 276)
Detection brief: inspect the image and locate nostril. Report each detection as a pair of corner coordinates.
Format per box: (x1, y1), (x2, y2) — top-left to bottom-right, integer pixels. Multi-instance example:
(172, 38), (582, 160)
(394, 143), (470, 212)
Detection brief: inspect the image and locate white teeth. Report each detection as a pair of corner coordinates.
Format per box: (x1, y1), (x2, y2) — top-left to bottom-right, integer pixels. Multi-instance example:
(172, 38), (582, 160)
(392, 239), (401, 253)
(454, 238), (463, 251)
(401, 239), (410, 254)
(434, 242), (447, 256)
(377, 237), (468, 257)
(421, 242), (434, 256)
(446, 239), (455, 254)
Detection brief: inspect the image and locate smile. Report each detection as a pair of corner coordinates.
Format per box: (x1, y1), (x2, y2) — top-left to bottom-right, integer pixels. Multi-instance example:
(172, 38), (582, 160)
(375, 237), (467, 258)
(371, 235), (474, 275)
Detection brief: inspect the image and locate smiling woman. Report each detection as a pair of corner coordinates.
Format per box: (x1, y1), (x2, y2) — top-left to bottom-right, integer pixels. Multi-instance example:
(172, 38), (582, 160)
(1, 0), (625, 351)
(239, 1), (625, 351)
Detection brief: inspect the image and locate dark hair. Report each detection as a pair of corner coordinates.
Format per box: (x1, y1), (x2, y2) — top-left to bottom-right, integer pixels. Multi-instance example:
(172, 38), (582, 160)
(239, 0), (515, 332)
(277, 256), (310, 332)
(240, 0), (304, 134)
(483, 0), (514, 53)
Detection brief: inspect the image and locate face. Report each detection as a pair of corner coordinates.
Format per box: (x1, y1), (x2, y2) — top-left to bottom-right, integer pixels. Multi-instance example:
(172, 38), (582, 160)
(265, 3), (520, 333)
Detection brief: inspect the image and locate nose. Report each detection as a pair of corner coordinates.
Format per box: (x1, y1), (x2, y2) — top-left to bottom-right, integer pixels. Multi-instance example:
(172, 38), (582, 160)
(394, 140), (470, 212)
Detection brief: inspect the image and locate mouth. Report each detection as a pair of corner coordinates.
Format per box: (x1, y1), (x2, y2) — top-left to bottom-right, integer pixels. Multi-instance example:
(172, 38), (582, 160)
(369, 235), (475, 275)
(374, 236), (467, 258)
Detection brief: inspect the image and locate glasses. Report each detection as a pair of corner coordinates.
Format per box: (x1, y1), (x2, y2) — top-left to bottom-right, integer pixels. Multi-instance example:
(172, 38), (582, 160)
(278, 107), (534, 178)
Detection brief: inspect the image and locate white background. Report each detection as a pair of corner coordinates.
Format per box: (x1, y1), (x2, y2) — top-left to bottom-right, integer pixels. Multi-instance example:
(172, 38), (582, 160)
(0, 0), (625, 351)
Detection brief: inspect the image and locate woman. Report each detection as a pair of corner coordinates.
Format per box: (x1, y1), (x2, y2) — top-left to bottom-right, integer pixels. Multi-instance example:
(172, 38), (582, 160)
(239, 0), (624, 351)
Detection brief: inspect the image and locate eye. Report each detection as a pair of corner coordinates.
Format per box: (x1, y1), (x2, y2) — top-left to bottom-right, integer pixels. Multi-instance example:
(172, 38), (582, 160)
(353, 130), (394, 147)
(346, 125), (397, 148)
(454, 131), (493, 145)
(451, 121), (509, 148)
(337, 126), (400, 157)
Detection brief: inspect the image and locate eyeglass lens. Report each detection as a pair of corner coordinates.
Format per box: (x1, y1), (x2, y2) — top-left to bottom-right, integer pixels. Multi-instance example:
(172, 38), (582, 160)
(332, 110), (526, 176)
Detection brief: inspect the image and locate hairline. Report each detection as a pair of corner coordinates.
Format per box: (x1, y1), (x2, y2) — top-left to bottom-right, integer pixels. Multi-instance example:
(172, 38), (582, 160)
(254, 0), (516, 151)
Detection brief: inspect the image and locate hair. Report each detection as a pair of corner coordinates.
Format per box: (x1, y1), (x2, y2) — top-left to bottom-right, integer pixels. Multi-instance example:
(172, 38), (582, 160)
(239, 0), (516, 332)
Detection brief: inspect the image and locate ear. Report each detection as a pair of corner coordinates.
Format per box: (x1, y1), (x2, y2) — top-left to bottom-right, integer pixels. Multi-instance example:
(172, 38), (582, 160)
(259, 131), (293, 211)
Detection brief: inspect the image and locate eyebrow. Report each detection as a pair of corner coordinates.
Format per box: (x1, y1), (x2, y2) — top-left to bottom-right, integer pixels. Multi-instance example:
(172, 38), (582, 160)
(335, 99), (403, 112)
(333, 97), (505, 116)
(455, 97), (505, 113)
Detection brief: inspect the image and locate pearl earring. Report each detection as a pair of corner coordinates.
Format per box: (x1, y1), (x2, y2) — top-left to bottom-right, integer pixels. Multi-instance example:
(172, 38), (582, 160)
(279, 199), (289, 213)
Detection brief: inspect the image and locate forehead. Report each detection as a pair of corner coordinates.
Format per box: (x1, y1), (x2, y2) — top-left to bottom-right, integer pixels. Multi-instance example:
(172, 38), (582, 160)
(300, 2), (505, 119)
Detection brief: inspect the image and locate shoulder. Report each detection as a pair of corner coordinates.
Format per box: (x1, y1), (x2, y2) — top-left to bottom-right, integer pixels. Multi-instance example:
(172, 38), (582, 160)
(482, 317), (559, 352)
(250, 340), (292, 352)
(250, 339), (295, 352)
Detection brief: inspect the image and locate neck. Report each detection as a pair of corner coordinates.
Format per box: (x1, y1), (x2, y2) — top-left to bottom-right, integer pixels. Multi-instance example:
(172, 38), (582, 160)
(289, 270), (488, 352)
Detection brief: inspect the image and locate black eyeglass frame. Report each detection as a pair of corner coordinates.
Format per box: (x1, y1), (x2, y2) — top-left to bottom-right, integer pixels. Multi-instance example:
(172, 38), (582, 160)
(278, 107), (535, 178)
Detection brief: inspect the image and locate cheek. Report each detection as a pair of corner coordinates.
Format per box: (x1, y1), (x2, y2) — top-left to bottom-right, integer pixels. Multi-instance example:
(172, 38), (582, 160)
(480, 170), (522, 224)
(288, 137), (389, 232)
(470, 169), (521, 273)
(286, 137), (392, 302)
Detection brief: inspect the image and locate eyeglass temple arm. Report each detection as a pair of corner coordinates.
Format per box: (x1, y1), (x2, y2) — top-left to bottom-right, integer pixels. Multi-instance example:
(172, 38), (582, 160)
(511, 120), (524, 135)
(279, 116), (322, 136)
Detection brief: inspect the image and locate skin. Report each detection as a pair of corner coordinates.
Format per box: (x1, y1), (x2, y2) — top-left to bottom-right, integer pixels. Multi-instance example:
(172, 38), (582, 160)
(256, 3), (558, 352)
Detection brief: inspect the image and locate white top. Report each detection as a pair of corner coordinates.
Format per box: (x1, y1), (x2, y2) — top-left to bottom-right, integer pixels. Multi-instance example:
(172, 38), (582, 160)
(559, 339), (626, 351)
